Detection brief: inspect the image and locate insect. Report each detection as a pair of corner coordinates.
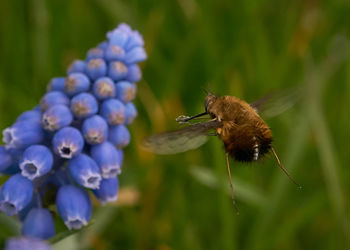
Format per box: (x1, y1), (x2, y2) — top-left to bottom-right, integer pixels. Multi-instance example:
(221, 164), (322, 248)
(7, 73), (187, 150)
(143, 89), (301, 212)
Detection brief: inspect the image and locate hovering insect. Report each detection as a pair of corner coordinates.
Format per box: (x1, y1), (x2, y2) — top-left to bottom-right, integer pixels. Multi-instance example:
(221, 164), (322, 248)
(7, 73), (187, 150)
(143, 88), (301, 212)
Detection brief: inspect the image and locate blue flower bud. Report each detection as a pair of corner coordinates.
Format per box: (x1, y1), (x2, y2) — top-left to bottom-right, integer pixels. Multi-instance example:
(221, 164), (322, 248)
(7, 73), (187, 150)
(86, 58), (107, 80)
(98, 41), (108, 50)
(91, 142), (122, 178)
(0, 174), (33, 216)
(49, 169), (72, 187)
(3, 121), (44, 149)
(108, 125), (130, 149)
(0, 146), (13, 172)
(47, 77), (65, 92)
(68, 154), (102, 189)
(67, 60), (86, 74)
(125, 30), (144, 51)
(125, 64), (142, 83)
(92, 77), (116, 100)
(86, 47), (104, 60)
(22, 208), (55, 240)
(0, 148), (21, 175)
(117, 23), (132, 34)
(108, 61), (128, 81)
(82, 115), (108, 145)
(108, 29), (129, 47)
(70, 93), (98, 119)
(4, 237), (52, 250)
(42, 105), (73, 131)
(19, 145), (53, 180)
(100, 99), (125, 125)
(105, 45), (125, 61)
(40, 91), (70, 112)
(52, 127), (84, 159)
(124, 47), (147, 64)
(124, 102), (138, 125)
(18, 197), (36, 222)
(92, 177), (119, 205)
(115, 81), (136, 103)
(56, 185), (92, 230)
(16, 110), (42, 123)
(64, 73), (90, 96)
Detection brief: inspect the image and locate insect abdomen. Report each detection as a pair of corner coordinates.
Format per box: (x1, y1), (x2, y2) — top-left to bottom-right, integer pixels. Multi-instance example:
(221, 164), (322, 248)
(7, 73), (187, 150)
(222, 122), (272, 162)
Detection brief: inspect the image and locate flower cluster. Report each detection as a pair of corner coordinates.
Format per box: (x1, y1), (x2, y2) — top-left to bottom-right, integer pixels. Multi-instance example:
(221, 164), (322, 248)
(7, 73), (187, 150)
(0, 23), (146, 243)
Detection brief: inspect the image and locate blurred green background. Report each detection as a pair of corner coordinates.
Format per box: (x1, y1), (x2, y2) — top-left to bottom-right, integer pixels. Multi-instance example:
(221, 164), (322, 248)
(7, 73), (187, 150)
(1, 0), (350, 249)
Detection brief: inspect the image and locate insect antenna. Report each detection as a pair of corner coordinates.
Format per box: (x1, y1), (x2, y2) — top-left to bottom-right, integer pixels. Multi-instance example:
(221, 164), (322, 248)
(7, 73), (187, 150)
(226, 152), (239, 214)
(271, 147), (302, 189)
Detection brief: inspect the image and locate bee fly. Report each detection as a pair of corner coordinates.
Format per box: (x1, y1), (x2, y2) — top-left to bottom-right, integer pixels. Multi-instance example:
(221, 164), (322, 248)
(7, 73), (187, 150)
(143, 90), (301, 212)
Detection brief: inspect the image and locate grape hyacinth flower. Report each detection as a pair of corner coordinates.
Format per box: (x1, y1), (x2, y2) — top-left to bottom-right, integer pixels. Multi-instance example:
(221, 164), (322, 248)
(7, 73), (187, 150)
(115, 81), (136, 103)
(91, 141), (123, 177)
(3, 121), (44, 149)
(64, 73), (90, 96)
(56, 185), (92, 230)
(0, 23), (146, 246)
(100, 98), (125, 125)
(124, 102), (138, 125)
(22, 208), (56, 240)
(67, 60), (86, 74)
(0, 174), (33, 216)
(70, 93), (98, 119)
(19, 145), (53, 180)
(47, 77), (65, 92)
(108, 125), (130, 149)
(82, 115), (108, 145)
(40, 91), (70, 112)
(4, 237), (52, 250)
(93, 77), (116, 100)
(42, 105), (73, 131)
(68, 154), (102, 189)
(86, 58), (107, 80)
(93, 177), (119, 205)
(52, 126), (84, 159)
(108, 61), (128, 81)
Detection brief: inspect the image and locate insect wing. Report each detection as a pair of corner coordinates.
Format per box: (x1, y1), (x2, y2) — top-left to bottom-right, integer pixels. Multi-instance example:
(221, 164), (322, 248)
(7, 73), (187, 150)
(142, 120), (221, 155)
(250, 85), (303, 118)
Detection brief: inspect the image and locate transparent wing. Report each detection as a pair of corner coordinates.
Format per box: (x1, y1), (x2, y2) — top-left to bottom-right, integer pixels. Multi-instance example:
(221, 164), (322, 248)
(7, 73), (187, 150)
(250, 85), (303, 118)
(142, 120), (221, 155)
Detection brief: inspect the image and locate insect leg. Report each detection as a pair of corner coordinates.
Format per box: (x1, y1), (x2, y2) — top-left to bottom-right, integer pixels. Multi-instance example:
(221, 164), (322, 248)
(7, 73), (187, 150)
(271, 147), (302, 188)
(226, 152), (239, 214)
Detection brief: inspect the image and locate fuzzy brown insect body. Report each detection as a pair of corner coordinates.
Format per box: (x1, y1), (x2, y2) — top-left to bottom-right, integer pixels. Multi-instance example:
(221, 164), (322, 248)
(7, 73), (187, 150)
(205, 94), (272, 162)
(143, 91), (300, 212)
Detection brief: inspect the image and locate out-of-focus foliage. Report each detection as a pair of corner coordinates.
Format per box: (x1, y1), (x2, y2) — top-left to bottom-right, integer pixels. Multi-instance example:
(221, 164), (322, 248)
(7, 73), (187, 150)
(1, 0), (350, 250)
